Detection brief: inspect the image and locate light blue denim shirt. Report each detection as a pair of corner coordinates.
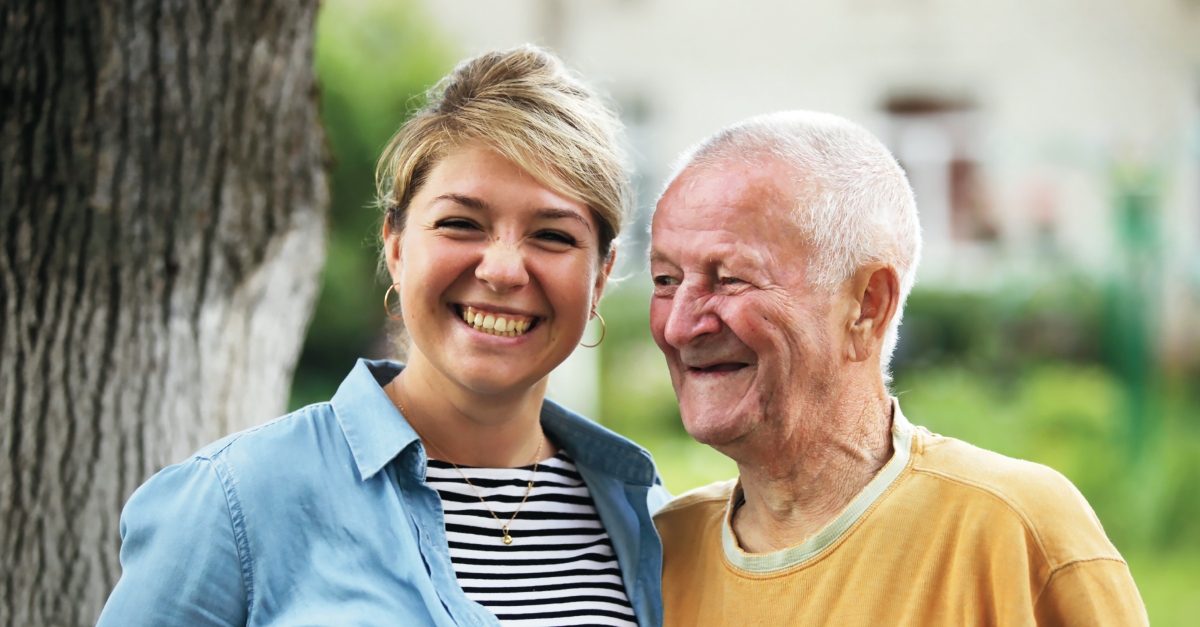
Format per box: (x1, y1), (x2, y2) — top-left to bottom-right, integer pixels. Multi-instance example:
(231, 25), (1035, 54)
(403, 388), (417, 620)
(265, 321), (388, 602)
(98, 359), (670, 626)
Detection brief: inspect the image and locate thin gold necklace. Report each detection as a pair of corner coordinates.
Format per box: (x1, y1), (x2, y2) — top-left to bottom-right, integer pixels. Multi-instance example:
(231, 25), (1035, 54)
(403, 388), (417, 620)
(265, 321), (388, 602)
(390, 381), (543, 546)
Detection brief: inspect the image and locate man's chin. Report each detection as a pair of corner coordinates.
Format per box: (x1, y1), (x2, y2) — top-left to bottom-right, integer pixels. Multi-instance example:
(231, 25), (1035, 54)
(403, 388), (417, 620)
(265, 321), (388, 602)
(680, 411), (752, 448)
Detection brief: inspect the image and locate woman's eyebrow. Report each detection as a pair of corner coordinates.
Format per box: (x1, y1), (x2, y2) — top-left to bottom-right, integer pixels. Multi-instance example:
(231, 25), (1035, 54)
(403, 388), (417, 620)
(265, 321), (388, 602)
(534, 208), (592, 232)
(434, 193), (489, 211)
(433, 194), (591, 232)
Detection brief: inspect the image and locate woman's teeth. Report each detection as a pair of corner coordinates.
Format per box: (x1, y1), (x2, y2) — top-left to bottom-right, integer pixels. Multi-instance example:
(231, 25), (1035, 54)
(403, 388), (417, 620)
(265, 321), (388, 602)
(461, 306), (534, 337)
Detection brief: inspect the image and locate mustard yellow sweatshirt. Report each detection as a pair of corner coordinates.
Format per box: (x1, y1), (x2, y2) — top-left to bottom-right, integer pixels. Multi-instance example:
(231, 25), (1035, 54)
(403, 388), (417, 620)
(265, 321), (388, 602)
(654, 405), (1147, 626)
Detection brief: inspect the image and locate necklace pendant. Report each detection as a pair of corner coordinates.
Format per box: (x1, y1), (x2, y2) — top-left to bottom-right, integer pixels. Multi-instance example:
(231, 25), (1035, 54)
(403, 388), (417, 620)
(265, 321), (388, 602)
(501, 525), (513, 545)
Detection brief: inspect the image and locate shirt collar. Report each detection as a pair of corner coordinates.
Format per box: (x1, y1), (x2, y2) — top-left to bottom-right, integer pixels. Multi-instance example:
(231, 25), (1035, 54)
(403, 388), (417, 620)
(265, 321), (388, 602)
(330, 359), (419, 481)
(540, 399), (658, 487)
(329, 359), (658, 486)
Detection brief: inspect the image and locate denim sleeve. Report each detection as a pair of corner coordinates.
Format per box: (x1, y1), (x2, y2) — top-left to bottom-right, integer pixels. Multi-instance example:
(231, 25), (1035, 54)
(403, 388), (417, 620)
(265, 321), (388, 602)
(97, 456), (249, 626)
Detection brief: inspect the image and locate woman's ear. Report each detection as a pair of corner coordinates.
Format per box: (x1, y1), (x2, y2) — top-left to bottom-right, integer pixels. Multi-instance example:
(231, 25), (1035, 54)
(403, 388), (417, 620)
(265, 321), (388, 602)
(383, 223), (403, 283)
(592, 245), (617, 310)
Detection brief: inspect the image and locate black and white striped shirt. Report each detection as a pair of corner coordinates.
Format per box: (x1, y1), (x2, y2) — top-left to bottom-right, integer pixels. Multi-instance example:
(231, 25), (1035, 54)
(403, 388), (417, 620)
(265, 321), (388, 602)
(426, 452), (639, 627)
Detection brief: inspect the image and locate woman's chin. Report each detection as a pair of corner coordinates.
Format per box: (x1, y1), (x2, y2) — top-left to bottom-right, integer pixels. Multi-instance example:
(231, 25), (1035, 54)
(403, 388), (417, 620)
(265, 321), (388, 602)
(442, 359), (552, 398)
(451, 365), (547, 396)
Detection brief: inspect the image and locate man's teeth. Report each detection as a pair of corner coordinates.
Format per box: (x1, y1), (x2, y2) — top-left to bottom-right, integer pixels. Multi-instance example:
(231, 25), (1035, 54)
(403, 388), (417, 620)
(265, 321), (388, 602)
(461, 306), (533, 337)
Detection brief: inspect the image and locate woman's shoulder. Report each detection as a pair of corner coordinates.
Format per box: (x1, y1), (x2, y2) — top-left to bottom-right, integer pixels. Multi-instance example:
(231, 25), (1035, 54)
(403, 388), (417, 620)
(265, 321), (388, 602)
(122, 401), (376, 550)
(188, 402), (354, 488)
(194, 401), (341, 461)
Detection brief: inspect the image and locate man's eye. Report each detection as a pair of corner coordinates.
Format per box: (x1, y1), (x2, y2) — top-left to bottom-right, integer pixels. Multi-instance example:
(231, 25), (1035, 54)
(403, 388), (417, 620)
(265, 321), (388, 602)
(720, 276), (744, 285)
(654, 275), (680, 287)
(535, 230), (577, 246)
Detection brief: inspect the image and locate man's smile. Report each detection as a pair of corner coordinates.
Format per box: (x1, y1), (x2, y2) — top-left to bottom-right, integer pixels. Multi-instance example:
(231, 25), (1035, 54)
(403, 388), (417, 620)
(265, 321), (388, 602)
(686, 362), (751, 374)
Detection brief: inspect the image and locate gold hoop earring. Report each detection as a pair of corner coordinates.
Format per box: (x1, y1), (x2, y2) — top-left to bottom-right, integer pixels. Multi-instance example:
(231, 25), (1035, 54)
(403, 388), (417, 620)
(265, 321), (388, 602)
(383, 283), (404, 321)
(580, 311), (606, 348)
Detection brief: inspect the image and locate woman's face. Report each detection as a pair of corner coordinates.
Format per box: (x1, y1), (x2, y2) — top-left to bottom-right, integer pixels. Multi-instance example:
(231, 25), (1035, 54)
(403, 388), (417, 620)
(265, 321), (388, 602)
(385, 143), (612, 397)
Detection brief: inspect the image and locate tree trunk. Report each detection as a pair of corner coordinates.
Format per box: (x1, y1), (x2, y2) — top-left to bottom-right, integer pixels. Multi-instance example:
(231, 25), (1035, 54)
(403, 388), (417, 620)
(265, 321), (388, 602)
(0, 1), (328, 624)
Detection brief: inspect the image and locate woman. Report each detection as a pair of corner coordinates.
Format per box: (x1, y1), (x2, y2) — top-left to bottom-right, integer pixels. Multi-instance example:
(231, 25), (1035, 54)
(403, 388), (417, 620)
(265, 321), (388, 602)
(98, 45), (669, 627)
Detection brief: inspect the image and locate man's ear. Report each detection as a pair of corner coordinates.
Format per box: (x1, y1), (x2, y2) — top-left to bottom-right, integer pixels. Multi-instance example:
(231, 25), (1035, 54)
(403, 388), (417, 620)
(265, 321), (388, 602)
(847, 263), (900, 363)
(591, 245), (617, 311)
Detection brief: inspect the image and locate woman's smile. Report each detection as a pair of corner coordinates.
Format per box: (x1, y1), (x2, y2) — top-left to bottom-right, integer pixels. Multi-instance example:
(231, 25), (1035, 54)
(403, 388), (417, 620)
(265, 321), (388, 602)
(453, 303), (541, 338)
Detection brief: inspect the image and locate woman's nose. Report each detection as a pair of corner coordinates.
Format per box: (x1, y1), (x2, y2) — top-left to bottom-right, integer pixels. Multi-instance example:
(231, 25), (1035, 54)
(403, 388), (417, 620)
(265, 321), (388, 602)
(475, 241), (530, 292)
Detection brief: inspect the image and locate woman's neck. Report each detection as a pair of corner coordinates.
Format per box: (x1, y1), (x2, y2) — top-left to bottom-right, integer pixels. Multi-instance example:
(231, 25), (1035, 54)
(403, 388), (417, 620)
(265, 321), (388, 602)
(388, 353), (557, 467)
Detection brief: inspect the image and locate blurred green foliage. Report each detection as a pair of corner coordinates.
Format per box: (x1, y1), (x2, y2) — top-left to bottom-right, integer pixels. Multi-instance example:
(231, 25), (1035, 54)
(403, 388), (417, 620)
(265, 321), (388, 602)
(291, 0), (453, 409)
(297, 1), (1199, 622)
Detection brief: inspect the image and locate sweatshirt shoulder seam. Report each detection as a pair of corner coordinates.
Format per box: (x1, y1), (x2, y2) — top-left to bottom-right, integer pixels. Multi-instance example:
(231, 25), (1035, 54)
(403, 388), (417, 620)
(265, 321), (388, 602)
(911, 466), (1054, 566)
(1034, 556), (1129, 605)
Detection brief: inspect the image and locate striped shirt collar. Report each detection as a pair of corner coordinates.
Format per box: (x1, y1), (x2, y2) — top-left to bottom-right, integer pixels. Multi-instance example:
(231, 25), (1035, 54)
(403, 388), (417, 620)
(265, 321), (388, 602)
(330, 359), (658, 487)
(720, 398), (916, 572)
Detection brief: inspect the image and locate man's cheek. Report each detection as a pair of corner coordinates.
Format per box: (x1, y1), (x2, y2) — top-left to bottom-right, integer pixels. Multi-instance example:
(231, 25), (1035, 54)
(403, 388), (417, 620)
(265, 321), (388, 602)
(648, 301), (670, 347)
(665, 362), (686, 394)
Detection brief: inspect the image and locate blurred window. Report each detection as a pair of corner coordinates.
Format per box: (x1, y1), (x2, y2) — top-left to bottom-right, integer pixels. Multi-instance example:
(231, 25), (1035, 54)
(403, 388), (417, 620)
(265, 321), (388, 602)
(886, 96), (997, 243)
(616, 92), (656, 278)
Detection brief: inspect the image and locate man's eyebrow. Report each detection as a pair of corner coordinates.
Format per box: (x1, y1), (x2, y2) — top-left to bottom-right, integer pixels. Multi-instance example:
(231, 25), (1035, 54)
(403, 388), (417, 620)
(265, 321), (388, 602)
(534, 207), (592, 232)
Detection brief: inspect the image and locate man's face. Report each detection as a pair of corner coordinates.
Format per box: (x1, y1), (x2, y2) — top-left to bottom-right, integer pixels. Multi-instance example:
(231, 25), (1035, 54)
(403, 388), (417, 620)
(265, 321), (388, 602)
(649, 160), (842, 449)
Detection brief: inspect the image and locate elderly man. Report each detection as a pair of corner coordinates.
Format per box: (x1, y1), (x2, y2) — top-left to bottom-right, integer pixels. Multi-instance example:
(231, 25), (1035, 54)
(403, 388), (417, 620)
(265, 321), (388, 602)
(649, 111), (1147, 626)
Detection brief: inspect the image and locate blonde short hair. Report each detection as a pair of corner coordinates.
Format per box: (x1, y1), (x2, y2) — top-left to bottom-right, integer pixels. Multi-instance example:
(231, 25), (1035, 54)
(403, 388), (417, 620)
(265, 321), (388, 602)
(376, 45), (631, 260)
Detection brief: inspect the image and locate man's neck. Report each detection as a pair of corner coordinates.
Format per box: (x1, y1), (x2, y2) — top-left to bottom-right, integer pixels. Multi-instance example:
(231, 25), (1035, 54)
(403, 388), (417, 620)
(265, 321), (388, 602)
(729, 389), (894, 553)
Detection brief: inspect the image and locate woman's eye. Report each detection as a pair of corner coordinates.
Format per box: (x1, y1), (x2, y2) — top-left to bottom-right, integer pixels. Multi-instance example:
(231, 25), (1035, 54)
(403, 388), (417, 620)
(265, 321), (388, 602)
(720, 276), (745, 286)
(654, 275), (680, 287)
(534, 230), (577, 246)
(434, 218), (480, 230)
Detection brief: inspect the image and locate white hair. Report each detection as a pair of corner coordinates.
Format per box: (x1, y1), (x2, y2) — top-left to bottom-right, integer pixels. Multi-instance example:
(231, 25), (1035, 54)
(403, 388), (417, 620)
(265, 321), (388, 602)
(662, 110), (922, 382)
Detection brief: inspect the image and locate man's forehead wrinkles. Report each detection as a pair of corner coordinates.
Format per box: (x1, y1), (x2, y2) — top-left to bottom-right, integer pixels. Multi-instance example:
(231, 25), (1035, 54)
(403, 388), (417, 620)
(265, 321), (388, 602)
(681, 245), (770, 277)
(655, 227), (779, 272)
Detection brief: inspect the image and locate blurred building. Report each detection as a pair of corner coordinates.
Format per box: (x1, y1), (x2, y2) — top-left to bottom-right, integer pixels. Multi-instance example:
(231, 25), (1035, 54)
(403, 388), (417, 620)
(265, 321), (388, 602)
(421, 0), (1200, 410)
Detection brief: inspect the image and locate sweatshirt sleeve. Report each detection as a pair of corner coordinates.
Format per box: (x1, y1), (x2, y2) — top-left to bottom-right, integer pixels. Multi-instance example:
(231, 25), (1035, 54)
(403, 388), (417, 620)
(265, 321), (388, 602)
(96, 456), (250, 626)
(1034, 558), (1148, 627)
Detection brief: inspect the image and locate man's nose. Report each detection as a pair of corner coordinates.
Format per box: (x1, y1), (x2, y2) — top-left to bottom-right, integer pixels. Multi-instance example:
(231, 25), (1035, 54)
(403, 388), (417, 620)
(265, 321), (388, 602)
(662, 282), (721, 347)
(475, 241), (530, 292)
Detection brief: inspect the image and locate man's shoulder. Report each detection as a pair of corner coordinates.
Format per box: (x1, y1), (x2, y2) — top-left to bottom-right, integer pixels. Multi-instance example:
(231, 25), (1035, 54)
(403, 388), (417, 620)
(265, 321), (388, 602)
(910, 431), (1121, 565)
(653, 479), (734, 556)
(654, 478), (736, 521)
(913, 432), (1087, 514)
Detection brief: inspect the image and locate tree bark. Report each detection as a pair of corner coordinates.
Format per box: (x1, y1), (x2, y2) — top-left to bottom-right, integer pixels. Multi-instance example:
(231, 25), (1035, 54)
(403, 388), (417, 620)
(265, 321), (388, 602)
(0, 1), (328, 624)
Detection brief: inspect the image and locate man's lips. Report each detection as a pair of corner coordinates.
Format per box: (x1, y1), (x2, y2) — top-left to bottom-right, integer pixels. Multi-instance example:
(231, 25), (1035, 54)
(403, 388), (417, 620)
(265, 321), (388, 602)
(686, 362), (751, 373)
